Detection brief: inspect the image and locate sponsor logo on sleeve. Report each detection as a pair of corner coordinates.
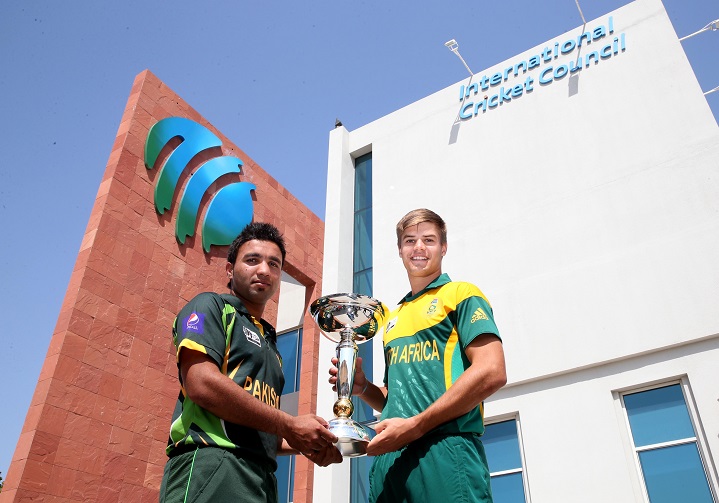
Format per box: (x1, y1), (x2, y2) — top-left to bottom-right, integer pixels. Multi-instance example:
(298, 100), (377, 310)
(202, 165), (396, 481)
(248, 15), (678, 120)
(386, 317), (398, 333)
(471, 308), (489, 323)
(184, 313), (205, 333)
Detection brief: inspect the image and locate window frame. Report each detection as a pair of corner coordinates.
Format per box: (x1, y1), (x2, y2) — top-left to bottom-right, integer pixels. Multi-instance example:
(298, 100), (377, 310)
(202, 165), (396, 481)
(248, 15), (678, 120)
(614, 376), (719, 503)
(275, 326), (303, 503)
(484, 412), (532, 503)
(276, 327), (303, 396)
(350, 150), (375, 503)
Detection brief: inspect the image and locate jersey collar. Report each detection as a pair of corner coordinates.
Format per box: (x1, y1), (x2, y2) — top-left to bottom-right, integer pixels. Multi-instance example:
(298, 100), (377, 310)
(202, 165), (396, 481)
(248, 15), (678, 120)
(220, 293), (277, 341)
(399, 273), (452, 304)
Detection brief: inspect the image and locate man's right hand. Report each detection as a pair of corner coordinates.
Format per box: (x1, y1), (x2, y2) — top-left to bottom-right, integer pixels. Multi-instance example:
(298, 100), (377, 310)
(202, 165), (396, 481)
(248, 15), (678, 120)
(303, 444), (343, 466)
(281, 414), (338, 454)
(328, 356), (368, 396)
(328, 356), (388, 413)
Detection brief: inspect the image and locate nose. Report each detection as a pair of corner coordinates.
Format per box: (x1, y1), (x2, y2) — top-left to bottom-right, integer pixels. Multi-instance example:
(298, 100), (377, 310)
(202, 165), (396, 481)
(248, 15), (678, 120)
(256, 259), (271, 276)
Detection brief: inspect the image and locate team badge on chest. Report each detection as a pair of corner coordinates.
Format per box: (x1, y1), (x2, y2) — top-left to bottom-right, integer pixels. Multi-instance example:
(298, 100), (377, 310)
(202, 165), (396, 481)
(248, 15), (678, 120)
(244, 326), (262, 347)
(426, 298), (441, 316)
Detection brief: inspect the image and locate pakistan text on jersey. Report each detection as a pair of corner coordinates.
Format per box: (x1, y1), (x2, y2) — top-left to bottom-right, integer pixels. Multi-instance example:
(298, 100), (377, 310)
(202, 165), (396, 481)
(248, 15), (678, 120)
(243, 376), (280, 408)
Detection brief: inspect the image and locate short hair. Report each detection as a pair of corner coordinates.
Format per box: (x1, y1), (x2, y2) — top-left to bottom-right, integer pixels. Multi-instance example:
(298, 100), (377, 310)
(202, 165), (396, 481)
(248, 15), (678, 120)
(395, 208), (447, 247)
(227, 222), (286, 288)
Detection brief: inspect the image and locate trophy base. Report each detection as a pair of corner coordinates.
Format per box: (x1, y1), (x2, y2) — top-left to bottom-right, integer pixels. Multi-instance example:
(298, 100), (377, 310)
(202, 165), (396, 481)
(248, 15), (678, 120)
(328, 417), (372, 457)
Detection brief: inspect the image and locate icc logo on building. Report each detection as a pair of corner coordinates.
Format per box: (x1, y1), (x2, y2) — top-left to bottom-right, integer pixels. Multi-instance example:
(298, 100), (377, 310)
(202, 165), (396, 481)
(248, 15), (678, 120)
(144, 117), (255, 252)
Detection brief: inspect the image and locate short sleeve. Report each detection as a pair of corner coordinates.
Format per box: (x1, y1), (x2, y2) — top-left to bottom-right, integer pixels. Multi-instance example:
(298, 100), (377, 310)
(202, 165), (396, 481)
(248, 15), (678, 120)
(453, 283), (501, 349)
(173, 292), (228, 368)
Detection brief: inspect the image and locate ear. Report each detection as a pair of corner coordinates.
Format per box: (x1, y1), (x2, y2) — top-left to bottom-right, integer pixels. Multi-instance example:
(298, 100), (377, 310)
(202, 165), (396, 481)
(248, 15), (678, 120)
(225, 262), (233, 278)
(441, 242), (447, 257)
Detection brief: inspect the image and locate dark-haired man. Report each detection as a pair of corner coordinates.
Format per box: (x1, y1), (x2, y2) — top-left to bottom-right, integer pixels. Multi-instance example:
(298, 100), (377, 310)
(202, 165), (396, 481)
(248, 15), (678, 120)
(161, 222), (341, 503)
(330, 209), (506, 503)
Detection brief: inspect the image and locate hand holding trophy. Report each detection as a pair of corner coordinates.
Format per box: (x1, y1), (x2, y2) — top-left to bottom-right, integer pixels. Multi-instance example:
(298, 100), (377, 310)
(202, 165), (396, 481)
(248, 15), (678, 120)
(310, 293), (387, 457)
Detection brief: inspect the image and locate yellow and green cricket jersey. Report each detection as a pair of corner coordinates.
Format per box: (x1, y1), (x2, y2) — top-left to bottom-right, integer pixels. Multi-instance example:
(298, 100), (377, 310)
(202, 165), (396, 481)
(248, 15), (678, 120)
(381, 273), (501, 436)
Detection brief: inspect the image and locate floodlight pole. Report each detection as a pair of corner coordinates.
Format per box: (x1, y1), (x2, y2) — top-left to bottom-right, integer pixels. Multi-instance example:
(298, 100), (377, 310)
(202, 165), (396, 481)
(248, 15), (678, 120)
(575, 0), (587, 26)
(677, 19), (719, 96)
(444, 39), (474, 77)
(679, 19), (719, 41)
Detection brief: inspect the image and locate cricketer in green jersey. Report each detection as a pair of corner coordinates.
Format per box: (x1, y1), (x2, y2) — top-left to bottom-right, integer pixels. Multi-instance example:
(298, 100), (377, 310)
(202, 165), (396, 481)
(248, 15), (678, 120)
(161, 223), (341, 503)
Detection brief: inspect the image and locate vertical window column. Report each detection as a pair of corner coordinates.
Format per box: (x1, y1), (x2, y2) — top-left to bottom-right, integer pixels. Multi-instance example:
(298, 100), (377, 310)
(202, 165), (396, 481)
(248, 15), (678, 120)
(352, 152), (374, 422)
(275, 328), (303, 503)
(351, 152), (374, 503)
(353, 152), (373, 297)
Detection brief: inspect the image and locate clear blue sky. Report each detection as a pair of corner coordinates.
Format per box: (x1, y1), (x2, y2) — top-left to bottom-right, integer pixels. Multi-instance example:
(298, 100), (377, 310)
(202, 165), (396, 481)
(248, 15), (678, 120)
(1, 0), (717, 478)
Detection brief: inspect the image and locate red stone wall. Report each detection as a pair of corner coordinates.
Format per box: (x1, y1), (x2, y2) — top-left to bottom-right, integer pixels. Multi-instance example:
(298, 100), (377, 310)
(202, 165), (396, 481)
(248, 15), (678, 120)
(0, 70), (325, 503)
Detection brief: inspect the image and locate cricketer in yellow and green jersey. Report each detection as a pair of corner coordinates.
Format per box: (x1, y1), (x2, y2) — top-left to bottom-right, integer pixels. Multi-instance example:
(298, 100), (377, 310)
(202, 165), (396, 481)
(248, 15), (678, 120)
(381, 273), (501, 434)
(369, 273), (502, 503)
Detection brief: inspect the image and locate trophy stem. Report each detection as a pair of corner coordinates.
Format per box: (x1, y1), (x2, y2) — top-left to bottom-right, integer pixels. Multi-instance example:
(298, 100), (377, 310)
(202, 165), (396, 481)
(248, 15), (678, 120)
(334, 327), (358, 418)
(330, 325), (370, 457)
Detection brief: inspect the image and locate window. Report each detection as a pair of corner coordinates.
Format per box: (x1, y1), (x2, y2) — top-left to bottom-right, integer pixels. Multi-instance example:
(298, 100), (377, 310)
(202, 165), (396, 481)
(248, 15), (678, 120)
(276, 455), (295, 503)
(352, 153), (374, 418)
(621, 382), (716, 503)
(484, 418), (529, 503)
(353, 152), (373, 297)
(351, 152), (374, 503)
(276, 328), (302, 395)
(275, 328), (302, 503)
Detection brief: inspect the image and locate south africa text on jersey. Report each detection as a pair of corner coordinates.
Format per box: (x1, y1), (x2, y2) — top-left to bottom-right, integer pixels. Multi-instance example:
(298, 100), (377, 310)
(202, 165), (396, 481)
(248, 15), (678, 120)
(386, 340), (441, 366)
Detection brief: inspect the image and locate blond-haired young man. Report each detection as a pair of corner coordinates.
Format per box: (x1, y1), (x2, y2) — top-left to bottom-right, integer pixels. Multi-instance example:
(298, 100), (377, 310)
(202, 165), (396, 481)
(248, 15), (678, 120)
(331, 208), (506, 503)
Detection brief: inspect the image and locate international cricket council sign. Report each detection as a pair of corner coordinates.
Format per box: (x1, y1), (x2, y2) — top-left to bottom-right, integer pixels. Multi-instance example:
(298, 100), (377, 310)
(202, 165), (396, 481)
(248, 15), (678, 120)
(457, 16), (625, 119)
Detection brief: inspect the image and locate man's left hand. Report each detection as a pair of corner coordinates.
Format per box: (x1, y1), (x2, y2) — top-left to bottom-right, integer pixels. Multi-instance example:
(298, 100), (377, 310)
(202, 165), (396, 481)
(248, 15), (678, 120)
(366, 417), (421, 456)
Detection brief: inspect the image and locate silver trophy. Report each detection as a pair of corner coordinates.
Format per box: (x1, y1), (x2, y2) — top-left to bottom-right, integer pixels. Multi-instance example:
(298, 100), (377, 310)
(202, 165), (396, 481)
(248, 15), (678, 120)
(310, 293), (387, 457)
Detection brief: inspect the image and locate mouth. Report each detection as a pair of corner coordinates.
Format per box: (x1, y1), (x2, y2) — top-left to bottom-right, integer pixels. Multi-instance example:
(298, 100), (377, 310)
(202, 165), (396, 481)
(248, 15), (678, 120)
(409, 256), (430, 267)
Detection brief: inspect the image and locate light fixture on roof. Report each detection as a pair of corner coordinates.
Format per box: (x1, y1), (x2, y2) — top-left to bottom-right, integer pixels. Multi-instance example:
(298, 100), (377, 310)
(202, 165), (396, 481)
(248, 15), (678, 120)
(444, 39), (474, 76)
(679, 19), (719, 41)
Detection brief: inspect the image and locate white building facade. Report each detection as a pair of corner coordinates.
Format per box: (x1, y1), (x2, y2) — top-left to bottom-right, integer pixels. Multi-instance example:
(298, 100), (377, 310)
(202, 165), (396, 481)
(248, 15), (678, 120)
(314, 0), (719, 501)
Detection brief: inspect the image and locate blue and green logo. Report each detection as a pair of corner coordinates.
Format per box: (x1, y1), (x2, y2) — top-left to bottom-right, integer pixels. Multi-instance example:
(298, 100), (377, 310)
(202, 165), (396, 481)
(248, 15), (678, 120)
(144, 117), (255, 252)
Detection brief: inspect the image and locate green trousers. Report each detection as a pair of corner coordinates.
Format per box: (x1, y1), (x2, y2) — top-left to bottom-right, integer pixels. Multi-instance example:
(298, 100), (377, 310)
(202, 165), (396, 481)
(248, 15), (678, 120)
(160, 448), (278, 503)
(369, 433), (493, 503)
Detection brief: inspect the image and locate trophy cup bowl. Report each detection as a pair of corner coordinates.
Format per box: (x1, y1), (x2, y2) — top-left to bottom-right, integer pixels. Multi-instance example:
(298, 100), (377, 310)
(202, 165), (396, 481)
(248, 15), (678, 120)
(310, 293), (387, 457)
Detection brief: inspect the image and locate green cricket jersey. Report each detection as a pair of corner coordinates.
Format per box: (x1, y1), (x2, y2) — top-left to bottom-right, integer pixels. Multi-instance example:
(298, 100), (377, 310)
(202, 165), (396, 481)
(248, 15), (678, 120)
(166, 292), (284, 470)
(381, 273), (501, 436)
